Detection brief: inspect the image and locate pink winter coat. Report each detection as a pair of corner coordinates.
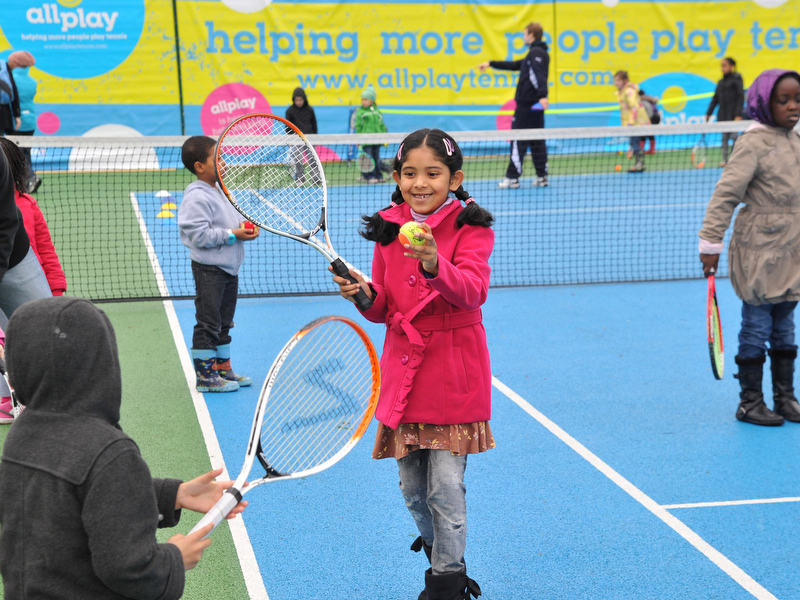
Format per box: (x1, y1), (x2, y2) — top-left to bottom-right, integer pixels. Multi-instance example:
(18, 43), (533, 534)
(15, 190), (67, 295)
(360, 200), (493, 429)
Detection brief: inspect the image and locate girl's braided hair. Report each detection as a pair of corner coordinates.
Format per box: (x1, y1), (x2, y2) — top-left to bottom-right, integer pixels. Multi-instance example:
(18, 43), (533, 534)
(361, 128), (494, 245)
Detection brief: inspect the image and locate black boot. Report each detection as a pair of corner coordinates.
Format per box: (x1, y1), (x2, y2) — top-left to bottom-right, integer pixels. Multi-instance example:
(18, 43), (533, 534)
(735, 355), (784, 426)
(770, 349), (800, 422)
(424, 569), (481, 600)
(411, 537), (433, 600)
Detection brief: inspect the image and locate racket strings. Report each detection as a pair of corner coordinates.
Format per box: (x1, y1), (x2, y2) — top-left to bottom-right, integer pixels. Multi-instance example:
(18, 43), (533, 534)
(260, 321), (375, 474)
(218, 116), (325, 235)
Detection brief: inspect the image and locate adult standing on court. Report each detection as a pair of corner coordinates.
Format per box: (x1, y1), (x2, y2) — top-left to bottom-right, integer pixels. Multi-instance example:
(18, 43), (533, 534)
(0, 57), (21, 140)
(705, 57), (745, 167)
(479, 22), (550, 189)
(6, 51), (40, 193)
(699, 68), (800, 427)
(613, 70), (650, 173)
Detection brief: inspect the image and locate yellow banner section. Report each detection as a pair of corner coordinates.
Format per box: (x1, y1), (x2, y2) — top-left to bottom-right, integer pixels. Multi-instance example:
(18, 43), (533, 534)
(177, 1), (799, 108)
(177, 2), (549, 107)
(553, 1), (799, 103)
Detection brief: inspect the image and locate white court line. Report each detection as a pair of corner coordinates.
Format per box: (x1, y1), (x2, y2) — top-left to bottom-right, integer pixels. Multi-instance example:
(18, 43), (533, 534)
(492, 376), (779, 600)
(663, 497), (800, 510)
(130, 193), (269, 600)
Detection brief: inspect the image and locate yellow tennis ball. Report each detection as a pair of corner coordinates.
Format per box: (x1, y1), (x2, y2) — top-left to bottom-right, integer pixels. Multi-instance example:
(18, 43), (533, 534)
(398, 221), (426, 247)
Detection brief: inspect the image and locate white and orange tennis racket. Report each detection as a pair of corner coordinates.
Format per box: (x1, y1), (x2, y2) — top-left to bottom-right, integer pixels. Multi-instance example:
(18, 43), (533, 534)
(214, 113), (373, 311)
(190, 315), (380, 537)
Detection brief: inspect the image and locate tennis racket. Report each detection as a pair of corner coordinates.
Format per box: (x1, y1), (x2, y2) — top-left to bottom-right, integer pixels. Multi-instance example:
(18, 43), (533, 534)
(189, 315), (380, 537)
(0, 357), (22, 420)
(691, 134), (707, 169)
(707, 274), (724, 379)
(215, 113), (373, 311)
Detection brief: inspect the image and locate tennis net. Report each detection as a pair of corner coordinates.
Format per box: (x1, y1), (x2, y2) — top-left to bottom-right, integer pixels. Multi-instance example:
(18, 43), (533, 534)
(9, 121), (746, 301)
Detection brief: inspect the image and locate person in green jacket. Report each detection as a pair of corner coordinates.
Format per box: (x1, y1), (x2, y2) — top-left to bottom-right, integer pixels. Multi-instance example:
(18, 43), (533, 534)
(354, 84), (388, 183)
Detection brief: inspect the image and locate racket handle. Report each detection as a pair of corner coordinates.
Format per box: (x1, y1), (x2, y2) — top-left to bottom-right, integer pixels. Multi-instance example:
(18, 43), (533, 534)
(188, 488), (242, 539)
(331, 258), (373, 312)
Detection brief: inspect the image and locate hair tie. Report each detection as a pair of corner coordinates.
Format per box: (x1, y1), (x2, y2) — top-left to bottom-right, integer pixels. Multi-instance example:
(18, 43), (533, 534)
(396, 143), (404, 160)
(443, 138), (454, 156)
(464, 197), (475, 205)
(389, 201), (397, 208)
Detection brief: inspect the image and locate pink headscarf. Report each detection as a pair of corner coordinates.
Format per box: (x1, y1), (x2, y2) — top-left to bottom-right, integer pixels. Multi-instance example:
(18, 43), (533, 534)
(7, 51), (35, 69)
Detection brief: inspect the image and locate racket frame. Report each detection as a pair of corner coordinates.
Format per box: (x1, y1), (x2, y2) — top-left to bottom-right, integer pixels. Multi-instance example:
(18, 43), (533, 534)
(189, 315), (380, 536)
(214, 113), (373, 310)
(707, 274), (724, 380)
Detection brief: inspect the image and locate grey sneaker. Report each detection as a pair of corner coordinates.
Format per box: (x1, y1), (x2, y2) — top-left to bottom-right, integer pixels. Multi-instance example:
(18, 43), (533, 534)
(498, 177), (520, 189)
(534, 176), (549, 187)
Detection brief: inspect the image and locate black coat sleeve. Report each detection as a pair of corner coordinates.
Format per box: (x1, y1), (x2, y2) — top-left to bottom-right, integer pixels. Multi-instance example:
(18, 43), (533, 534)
(0, 151), (19, 284)
(489, 59), (523, 71)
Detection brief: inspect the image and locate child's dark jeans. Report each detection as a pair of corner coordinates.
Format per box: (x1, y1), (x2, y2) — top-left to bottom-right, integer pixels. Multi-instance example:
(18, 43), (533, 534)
(191, 261), (238, 349)
(738, 300), (799, 359)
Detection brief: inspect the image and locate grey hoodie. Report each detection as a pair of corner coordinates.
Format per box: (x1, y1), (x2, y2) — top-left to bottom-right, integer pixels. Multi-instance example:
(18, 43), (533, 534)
(178, 179), (246, 276)
(0, 297), (185, 599)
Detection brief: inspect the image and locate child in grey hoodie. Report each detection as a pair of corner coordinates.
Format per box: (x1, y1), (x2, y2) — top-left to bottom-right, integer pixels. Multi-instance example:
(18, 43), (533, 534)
(0, 297), (248, 599)
(178, 136), (260, 392)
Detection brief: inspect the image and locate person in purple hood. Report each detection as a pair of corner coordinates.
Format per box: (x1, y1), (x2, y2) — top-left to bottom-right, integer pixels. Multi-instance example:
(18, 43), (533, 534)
(699, 68), (800, 426)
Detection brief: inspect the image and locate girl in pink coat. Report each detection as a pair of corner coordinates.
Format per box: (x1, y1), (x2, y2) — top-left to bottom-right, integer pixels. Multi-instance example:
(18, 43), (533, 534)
(332, 128), (493, 600)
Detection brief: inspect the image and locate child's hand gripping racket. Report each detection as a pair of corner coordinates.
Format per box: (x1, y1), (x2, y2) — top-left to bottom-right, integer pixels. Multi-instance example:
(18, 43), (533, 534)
(189, 315), (380, 537)
(707, 274), (724, 379)
(0, 357), (22, 420)
(214, 113), (373, 311)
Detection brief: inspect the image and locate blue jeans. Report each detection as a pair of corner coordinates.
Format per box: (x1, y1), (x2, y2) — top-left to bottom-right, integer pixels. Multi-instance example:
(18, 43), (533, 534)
(397, 450), (468, 575)
(191, 261), (238, 350)
(738, 300), (798, 360)
(0, 247), (52, 330)
(360, 144), (382, 180)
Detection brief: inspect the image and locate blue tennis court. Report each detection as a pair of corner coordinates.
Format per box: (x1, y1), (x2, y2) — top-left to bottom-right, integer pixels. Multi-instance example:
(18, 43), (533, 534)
(165, 274), (799, 600)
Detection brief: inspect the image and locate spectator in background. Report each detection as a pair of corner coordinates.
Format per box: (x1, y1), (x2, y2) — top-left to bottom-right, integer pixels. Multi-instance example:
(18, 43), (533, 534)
(706, 57), (745, 167)
(284, 87), (318, 186)
(6, 51), (39, 193)
(639, 88), (661, 154)
(0, 138), (65, 297)
(613, 70), (650, 173)
(479, 22), (550, 189)
(353, 84), (388, 183)
(0, 58), (20, 140)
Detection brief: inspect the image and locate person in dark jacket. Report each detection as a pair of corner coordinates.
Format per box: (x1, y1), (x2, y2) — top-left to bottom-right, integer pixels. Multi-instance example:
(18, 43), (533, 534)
(0, 59), (20, 136)
(0, 296), (249, 599)
(284, 87), (318, 185)
(706, 57), (745, 167)
(479, 22), (550, 188)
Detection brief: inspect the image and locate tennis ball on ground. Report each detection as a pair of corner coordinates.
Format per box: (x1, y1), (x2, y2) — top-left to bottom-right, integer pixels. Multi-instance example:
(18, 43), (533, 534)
(398, 221), (426, 247)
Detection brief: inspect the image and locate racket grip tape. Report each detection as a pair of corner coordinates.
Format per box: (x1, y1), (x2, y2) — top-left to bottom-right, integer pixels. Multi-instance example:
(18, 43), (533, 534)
(331, 258), (373, 312)
(188, 488), (242, 539)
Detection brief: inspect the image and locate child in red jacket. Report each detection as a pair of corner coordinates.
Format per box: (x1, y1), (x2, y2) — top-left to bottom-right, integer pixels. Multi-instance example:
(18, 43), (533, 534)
(332, 128), (494, 600)
(0, 138), (66, 296)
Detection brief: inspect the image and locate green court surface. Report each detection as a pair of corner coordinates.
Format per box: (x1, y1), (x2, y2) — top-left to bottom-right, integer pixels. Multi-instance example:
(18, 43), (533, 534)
(0, 301), (249, 600)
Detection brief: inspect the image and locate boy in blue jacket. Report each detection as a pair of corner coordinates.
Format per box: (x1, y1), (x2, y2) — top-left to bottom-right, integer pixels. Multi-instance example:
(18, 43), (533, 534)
(178, 136), (259, 392)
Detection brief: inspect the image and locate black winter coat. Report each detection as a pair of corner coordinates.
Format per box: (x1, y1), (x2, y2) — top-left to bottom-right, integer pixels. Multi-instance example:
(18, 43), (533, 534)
(707, 72), (745, 122)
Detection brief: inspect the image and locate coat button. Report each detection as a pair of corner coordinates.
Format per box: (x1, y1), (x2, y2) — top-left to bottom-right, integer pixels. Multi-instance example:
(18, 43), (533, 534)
(401, 355), (409, 365)
(408, 275), (416, 286)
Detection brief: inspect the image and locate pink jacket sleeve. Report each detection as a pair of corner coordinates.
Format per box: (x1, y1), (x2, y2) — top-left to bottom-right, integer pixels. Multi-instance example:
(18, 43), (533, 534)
(427, 225), (493, 310)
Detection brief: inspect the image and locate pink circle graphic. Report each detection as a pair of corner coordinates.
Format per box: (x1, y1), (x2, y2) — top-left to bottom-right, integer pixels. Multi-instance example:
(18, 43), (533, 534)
(37, 112), (61, 135)
(497, 100), (515, 130)
(201, 83), (271, 137)
(315, 146), (341, 162)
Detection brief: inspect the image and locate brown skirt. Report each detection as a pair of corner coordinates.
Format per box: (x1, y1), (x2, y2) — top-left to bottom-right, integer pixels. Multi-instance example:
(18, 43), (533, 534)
(372, 421), (496, 460)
